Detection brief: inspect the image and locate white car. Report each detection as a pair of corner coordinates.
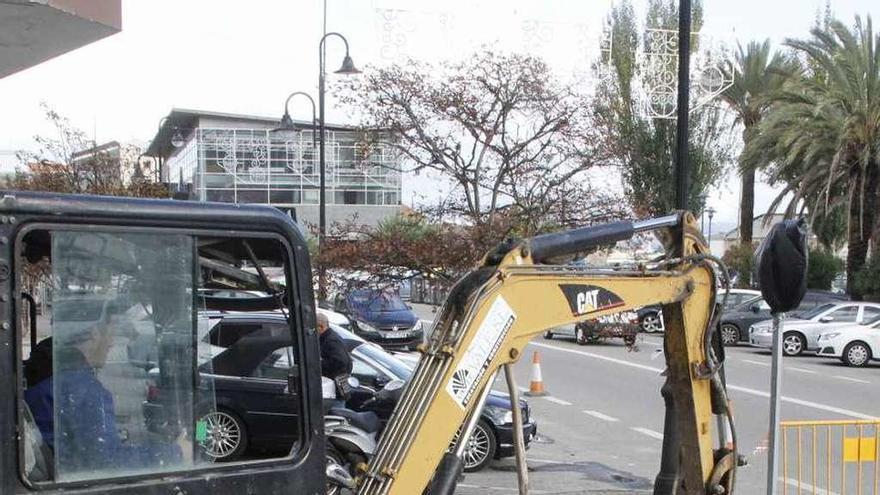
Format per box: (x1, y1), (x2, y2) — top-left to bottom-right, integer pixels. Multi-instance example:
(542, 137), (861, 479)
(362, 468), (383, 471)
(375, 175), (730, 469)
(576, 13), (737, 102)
(749, 302), (880, 356)
(317, 305), (351, 329)
(817, 318), (880, 367)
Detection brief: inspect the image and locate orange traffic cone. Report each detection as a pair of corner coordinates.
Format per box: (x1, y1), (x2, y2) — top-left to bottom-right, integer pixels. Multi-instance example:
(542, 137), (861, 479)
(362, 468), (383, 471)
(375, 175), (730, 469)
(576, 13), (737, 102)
(524, 351), (548, 396)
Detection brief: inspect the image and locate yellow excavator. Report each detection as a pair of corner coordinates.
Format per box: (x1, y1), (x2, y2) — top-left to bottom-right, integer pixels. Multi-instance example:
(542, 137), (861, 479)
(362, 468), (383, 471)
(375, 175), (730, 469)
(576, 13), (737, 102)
(357, 211), (737, 495)
(1, 192), (738, 495)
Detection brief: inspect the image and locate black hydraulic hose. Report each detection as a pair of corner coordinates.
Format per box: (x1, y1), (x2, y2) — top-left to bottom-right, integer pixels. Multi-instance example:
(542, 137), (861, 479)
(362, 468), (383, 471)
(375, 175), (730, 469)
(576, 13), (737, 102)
(429, 453), (464, 495)
(653, 378), (680, 495)
(528, 221), (634, 263)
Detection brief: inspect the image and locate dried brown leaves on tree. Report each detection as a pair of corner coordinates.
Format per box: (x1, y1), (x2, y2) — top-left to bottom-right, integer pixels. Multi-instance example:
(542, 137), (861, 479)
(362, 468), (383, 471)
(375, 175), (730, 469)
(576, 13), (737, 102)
(7, 103), (169, 199)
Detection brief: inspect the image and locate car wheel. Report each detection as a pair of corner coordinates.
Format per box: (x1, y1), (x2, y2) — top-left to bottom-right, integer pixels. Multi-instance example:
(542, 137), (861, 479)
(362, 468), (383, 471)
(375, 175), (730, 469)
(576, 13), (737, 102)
(543, 330), (554, 340)
(720, 324), (740, 346)
(842, 341), (872, 367)
(463, 420), (497, 472)
(782, 332), (806, 357)
(325, 446), (347, 495)
(640, 312), (663, 333)
(575, 326), (589, 345)
(200, 408), (248, 461)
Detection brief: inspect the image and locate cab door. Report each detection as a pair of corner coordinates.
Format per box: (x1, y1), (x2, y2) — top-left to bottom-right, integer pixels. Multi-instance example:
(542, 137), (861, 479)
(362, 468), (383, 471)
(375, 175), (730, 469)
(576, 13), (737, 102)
(0, 192), (324, 495)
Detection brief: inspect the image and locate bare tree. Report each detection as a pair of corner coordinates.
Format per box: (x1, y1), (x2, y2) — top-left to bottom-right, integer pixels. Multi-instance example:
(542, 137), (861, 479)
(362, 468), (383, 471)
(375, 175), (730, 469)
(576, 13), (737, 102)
(337, 50), (613, 227)
(8, 103), (167, 198)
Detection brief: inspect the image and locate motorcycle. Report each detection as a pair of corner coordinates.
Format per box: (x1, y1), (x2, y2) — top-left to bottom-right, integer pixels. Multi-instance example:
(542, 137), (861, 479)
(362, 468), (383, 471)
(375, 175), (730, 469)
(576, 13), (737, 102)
(324, 377), (406, 494)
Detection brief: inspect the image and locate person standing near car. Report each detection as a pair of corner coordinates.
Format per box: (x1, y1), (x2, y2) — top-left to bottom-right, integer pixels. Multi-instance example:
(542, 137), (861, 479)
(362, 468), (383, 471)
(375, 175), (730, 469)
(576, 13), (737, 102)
(317, 313), (353, 408)
(318, 313), (352, 380)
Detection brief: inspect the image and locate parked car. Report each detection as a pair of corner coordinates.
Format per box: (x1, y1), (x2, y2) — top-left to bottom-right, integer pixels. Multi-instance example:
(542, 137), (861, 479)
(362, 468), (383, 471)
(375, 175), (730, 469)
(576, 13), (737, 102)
(817, 317), (880, 367)
(543, 310), (640, 345)
(718, 291), (850, 346)
(334, 288), (424, 350)
(749, 301), (880, 356)
(632, 289), (761, 335)
(143, 314), (535, 472)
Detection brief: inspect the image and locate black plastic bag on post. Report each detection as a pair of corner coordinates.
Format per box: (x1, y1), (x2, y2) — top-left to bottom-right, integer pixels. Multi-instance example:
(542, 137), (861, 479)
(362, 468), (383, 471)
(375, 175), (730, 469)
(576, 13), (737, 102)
(753, 219), (809, 314)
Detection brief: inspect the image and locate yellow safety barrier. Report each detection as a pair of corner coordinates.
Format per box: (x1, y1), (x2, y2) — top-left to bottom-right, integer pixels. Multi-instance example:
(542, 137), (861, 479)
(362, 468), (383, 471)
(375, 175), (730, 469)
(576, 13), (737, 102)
(779, 419), (880, 495)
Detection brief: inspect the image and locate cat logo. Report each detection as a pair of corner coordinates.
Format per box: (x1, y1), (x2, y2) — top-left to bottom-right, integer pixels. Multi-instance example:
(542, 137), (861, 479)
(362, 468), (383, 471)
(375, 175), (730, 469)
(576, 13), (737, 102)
(559, 284), (625, 316)
(576, 289), (600, 314)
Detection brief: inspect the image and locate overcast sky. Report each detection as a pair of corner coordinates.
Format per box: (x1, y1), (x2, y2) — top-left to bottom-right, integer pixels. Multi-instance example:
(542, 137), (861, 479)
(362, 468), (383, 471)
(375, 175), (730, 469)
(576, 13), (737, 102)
(1, 0), (876, 232)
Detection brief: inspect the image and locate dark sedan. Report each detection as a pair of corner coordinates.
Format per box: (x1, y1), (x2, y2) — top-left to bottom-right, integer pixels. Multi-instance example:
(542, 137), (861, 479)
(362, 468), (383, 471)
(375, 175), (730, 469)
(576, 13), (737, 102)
(143, 313), (535, 472)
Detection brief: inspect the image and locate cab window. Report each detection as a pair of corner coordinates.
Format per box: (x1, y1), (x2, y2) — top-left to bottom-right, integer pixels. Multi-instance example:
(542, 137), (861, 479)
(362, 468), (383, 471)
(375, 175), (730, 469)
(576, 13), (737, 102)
(18, 228), (302, 485)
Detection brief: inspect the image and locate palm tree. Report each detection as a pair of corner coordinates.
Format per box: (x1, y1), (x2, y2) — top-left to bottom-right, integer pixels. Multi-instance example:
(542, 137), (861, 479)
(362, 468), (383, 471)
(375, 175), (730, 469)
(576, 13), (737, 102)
(720, 40), (795, 246)
(744, 16), (880, 298)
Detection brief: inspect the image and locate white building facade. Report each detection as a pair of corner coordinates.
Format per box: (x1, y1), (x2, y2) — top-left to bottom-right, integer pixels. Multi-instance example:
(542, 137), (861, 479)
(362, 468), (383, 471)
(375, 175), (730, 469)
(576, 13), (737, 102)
(146, 109), (402, 229)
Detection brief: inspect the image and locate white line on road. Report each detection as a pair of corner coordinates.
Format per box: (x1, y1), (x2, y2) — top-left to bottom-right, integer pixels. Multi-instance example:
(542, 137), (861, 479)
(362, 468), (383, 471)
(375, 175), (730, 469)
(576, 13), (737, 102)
(543, 396), (572, 406)
(582, 410), (619, 422)
(788, 367), (816, 374)
(529, 341), (879, 420)
(833, 375), (870, 384)
(631, 427), (664, 440)
(781, 477), (840, 495)
(742, 359), (770, 367)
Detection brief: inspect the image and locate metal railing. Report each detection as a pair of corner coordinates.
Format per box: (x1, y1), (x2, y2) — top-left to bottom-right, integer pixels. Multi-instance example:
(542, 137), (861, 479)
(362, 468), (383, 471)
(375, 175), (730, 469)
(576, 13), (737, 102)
(779, 419), (879, 495)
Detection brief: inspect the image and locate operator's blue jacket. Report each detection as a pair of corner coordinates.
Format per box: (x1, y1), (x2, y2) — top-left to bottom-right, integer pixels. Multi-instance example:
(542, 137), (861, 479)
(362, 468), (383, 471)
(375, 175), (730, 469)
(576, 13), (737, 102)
(24, 343), (180, 472)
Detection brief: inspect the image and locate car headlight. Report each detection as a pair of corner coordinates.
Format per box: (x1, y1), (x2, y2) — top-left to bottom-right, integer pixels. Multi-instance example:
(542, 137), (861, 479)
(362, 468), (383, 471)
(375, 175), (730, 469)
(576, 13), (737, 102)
(818, 332), (840, 341)
(483, 405), (512, 425)
(355, 320), (380, 334)
(412, 320), (423, 332)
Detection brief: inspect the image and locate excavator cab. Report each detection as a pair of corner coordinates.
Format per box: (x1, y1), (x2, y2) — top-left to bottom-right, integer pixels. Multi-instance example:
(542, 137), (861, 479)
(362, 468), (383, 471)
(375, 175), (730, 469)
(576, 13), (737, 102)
(0, 191), (326, 494)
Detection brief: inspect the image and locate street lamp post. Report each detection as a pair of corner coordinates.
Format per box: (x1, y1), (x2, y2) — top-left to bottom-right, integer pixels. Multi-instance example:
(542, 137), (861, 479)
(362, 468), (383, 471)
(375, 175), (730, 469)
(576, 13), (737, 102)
(156, 116), (185, 182)
(699, 193), (708, 237)
(277, 91), (317, 147)
(706, 207), (716, 250)
(317, 32), (360, 300)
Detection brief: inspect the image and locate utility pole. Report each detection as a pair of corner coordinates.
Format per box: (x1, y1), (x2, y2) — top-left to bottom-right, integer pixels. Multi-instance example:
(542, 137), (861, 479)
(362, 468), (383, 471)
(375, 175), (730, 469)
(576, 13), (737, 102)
(674, 0), (692, 210)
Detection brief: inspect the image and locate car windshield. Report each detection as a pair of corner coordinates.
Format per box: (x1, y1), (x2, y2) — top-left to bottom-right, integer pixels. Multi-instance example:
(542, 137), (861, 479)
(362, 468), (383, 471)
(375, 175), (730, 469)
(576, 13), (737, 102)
(354, 342), (413, 380)
(797, 303), (837, 320)
(349, 290), (408, 312)
(735, 296), (763, 311)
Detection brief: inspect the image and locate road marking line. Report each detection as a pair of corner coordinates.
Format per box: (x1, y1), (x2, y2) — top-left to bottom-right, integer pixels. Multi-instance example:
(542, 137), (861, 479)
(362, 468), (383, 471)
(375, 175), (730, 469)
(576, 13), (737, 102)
(529, 341), (879, 420)
(788, 367), (816, 374)
(543, 396), (572, 406)
(781, 477), (839, 495)
(583, 410), (619, 422)
(833, 375), (870, 384)
(742, 359), (770, 367)
(631, 427), (664, 440)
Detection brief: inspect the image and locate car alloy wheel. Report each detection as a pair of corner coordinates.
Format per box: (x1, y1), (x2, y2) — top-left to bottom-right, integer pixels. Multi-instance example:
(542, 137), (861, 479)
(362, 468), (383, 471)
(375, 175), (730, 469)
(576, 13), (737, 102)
(325, 446), (347, 495)
(462, 420), (496, 472)
(782, 333), (805, 357)
(720, 324), (739, 346)
(201, 410), (245, 460)
(641, 313), (662, 333)
(843, 342), (871, 367)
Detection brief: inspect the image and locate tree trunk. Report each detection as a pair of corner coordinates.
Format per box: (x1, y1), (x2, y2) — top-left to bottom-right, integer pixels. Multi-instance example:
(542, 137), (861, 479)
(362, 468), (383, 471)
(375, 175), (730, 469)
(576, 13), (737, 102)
(739, 167), (755, 246)
(845, 164), (879, 300)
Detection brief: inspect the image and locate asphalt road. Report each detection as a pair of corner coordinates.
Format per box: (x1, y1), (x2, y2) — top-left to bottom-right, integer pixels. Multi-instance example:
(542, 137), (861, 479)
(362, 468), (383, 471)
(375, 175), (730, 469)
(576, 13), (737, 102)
(451, 329), (879, 495)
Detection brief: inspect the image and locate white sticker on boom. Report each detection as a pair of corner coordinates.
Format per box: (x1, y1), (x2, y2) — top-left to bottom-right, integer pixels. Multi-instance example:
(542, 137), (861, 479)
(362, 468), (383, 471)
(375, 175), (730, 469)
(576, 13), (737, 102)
(445, 295), (516, 409)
